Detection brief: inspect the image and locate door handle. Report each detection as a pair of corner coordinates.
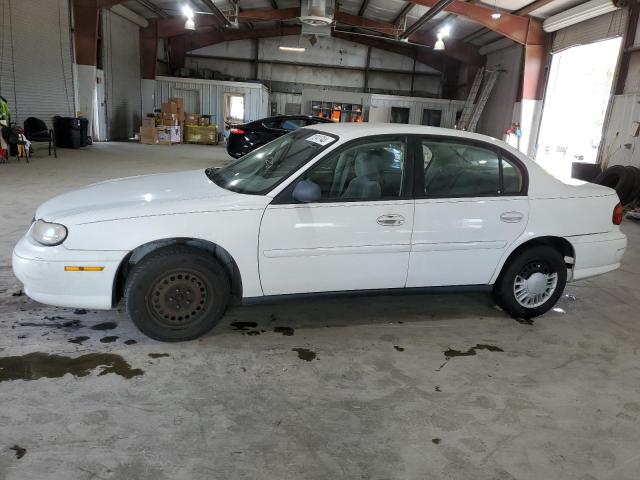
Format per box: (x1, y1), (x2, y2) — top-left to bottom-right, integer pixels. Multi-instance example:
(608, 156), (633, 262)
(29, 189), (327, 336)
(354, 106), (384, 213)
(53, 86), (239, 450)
(500, 211), (524, 223)
(377, 214), (405, 226)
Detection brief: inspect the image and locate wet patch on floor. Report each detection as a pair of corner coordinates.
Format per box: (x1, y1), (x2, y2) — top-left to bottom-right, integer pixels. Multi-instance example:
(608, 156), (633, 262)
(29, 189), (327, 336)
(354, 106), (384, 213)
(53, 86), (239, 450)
(393, 346), (405, 352)
(90, 322), (117, 331)
(148, 353), (170, 359)
(124, 339), (137, 345)
(10, 445), (26, 459)
(68, 336), (90, 345)
(19, 318), (82, 330)
(0, 352), (144, 382)
(292, 348), (317, 362)
(274, 326), (294, 336)
(444, 344), (504, 359)
(100, 336), (119, 343)
(432, 438), (441, 445)
(230, 322), (258, 331)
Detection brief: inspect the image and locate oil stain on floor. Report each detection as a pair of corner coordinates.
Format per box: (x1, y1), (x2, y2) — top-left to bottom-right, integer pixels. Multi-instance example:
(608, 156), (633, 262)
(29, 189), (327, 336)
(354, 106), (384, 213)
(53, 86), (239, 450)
(148, 353), (170, 359)
(90, 322), (117, 331)
(10, 445), (26, 459)
(0, 353), (144, 382)
(444, 344), (504, 359)
(274, 326), (294, 336)
(292, 348), (317, 362)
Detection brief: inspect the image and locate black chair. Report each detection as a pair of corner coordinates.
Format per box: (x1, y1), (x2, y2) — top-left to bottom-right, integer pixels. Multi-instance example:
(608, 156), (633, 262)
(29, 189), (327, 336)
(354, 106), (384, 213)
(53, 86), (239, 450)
(24, 117), (56, 158)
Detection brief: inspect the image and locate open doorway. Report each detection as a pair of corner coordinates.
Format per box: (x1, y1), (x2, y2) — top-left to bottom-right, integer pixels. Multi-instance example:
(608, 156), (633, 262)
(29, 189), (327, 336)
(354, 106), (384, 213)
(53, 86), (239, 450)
(535, 37), (622, 180)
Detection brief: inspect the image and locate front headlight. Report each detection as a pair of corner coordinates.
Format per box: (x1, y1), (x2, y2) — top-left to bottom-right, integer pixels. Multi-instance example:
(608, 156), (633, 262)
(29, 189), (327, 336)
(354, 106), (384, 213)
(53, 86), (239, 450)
(30, 220), (68, 246)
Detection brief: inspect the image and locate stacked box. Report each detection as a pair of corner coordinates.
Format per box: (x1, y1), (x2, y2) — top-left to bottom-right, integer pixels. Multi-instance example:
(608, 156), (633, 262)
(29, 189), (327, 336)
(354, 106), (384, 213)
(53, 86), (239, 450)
(198, 116), (210, 127)
(185, 113), (200, 126)
(140, 126), (158, 144)
(185, 125), (218, 145)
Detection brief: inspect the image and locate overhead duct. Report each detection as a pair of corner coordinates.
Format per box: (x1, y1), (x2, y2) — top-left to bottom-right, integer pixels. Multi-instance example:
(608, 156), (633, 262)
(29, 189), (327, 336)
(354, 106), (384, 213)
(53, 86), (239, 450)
(300, 0), (334, 36)
(542, 0), (623, 33)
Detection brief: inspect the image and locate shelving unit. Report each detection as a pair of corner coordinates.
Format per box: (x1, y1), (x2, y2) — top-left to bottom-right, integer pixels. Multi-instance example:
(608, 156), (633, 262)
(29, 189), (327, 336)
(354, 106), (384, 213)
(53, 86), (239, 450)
(312, 101), (362, 123)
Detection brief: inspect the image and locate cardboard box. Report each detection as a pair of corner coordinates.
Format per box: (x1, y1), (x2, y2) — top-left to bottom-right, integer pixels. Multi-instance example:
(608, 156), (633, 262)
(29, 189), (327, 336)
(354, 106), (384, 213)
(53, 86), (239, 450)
(142, 117), (156, 128)
(158, 113), (179, 126)
(198, 116), (210, 127)
(185, 125), (218, 145)
(161, 101), (178, 114)
(156, 126), (182, 144)
(167, 97), (185, 122)
(139, 125), (158, 144)
(185, 113), (200, 126)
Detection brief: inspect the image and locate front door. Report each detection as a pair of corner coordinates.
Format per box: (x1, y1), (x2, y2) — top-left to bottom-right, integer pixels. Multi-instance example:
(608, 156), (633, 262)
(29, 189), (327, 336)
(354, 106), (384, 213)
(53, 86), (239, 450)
(259, 136), (414, 296)
(407, 137), (529, 287)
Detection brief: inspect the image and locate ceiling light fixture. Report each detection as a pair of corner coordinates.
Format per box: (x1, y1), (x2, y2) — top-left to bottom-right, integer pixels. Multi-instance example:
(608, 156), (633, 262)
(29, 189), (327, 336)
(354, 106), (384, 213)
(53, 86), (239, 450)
(182, 4), (196, 30)
(434, 25), (450, 51)
(491, 1), (501, 19)
(279, 46), (306, 52)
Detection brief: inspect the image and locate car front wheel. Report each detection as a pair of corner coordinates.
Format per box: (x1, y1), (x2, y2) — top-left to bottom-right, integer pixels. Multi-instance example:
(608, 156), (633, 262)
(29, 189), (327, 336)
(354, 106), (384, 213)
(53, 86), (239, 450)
(124, 246), (230, 342)
(493, 245), (567, 319)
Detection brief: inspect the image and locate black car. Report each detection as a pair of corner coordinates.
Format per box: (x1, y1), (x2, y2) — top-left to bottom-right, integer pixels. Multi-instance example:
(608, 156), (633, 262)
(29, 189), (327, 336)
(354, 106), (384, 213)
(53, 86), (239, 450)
(226, 115), (333, 158)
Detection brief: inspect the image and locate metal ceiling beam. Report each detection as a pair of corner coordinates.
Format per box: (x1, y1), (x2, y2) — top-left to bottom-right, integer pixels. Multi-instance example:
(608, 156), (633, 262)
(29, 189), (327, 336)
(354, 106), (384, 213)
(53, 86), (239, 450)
(332, 30), (448, 73)
(334, 10), (403, 37)
(400, 0), (454, 39)
(237, 7), (300, 22)
(393, 2), (416, 25)
(358, 0), (371, 17)
(199, 0), (232, 27)
(135, 0), (169, 18)
(409, 0), (546, 45)
(334, 11), (481, 65)
(514, 0), (556, 16)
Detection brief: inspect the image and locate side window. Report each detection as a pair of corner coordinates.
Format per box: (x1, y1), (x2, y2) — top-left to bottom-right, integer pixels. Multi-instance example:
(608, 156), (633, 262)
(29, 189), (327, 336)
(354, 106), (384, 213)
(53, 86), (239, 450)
(302, 139), (406, 201)
(422, 140), (500, 196)
(280, 119), (306, 131)
(502, 156), (524, 194)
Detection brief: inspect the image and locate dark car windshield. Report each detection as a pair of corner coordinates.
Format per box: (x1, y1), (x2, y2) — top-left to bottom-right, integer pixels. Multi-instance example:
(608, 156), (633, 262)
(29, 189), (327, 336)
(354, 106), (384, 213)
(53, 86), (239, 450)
(207, 129), (337, 195)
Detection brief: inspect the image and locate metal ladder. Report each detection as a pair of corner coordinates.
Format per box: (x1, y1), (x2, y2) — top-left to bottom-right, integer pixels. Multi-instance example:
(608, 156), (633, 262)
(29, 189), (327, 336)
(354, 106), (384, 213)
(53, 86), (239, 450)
(457, 68), (500, 132)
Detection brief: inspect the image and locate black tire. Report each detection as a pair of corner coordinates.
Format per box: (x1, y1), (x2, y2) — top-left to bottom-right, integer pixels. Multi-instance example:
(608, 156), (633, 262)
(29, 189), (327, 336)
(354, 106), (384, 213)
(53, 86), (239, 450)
(594, 165), (636, 205)
(124, 246), (230, 342)
(493, 245), (567, 319)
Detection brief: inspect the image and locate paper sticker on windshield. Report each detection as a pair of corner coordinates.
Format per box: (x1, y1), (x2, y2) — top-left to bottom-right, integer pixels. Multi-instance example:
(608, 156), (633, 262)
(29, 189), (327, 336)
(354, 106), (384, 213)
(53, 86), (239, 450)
(306, 133), (334, 146)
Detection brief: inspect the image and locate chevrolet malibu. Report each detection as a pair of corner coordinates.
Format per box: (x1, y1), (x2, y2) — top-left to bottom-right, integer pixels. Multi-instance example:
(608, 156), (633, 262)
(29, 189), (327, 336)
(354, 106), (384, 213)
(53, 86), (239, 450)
(13, 124), (627, 341)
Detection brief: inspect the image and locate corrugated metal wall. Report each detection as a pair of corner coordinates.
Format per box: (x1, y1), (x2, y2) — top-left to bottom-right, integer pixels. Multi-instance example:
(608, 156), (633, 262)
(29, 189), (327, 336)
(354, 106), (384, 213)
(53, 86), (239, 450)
(270, 92), (302, 116)
(102, 10), (142, 140)
(155, 76), (269, 131)
(0, 0), (75, 127)
(602, 93), (640, 167)
(369, 94), (465, 127)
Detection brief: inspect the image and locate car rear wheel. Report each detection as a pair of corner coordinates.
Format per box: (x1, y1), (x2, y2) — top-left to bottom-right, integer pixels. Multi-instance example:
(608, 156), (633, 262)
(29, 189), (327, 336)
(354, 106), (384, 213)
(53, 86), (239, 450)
(124, 246), (230, 342)
(493, 245), (567, 319)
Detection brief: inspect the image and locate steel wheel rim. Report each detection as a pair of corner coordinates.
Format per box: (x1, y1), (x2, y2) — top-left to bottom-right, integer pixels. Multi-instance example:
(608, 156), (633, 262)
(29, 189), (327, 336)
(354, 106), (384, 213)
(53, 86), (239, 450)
(513, 261), (558, 308)
(147, 269), (213, 329)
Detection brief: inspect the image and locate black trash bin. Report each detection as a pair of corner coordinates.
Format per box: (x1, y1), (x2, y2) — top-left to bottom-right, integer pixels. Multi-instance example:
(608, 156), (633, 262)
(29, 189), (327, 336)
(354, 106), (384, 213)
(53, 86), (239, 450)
(54, 116), (89, 148)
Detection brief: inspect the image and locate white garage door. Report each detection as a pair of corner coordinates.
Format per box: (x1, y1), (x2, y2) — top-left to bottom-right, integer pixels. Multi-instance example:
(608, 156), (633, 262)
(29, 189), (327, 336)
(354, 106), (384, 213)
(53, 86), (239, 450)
(102, 10), (142, 140)
(0, 0), (75, 128)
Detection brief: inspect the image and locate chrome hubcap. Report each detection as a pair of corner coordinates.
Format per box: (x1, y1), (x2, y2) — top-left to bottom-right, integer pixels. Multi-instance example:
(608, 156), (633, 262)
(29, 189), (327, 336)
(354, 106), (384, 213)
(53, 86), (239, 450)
(513, 263), (558, 308)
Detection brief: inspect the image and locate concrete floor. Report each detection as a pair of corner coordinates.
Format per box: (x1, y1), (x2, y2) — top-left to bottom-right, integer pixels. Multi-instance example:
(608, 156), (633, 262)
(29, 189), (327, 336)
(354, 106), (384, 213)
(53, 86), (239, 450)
(1, 142), (640, 480)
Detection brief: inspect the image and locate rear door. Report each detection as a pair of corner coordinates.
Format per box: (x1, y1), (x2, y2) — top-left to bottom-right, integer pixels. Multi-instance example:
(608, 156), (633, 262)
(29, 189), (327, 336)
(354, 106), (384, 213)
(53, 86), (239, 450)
(407, 136), (529, 287)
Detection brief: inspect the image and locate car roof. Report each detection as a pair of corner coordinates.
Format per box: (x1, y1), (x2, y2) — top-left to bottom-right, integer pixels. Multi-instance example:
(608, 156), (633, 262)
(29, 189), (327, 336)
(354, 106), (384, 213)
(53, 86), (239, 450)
(305, 122), (502, 144)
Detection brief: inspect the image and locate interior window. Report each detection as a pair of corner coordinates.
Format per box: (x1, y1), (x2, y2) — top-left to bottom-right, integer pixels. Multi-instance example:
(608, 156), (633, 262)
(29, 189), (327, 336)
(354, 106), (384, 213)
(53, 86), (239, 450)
(280, 119), (306, 131)
(422, 140), (500, 196)
(303, 139), (406, 201)
(502, 156), (524, 194)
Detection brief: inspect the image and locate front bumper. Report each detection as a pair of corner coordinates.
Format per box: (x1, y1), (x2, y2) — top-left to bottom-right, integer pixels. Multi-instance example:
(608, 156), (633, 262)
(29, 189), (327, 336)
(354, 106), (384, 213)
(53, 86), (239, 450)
(568, 230), (627, 281)
(12, 235), (127, 309)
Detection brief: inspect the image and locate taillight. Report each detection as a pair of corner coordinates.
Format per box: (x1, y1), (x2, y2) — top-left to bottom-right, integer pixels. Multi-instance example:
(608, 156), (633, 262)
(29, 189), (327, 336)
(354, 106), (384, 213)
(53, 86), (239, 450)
(613, 203), (623, 225)
(230, 128), (245, 135)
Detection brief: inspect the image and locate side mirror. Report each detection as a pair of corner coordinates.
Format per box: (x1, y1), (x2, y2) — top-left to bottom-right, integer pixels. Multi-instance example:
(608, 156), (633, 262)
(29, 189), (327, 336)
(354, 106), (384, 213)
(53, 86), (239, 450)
(292, 180), (321, 203)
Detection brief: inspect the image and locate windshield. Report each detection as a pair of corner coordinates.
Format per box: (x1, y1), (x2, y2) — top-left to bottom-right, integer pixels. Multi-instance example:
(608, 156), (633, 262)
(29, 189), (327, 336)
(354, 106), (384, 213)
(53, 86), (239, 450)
(208, 129), (337, 195)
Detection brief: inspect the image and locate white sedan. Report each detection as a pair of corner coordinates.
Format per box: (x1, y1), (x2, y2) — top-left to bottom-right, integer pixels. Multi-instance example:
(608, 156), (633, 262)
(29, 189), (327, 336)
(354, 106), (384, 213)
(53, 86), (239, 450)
(13, 124), (627, 341)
